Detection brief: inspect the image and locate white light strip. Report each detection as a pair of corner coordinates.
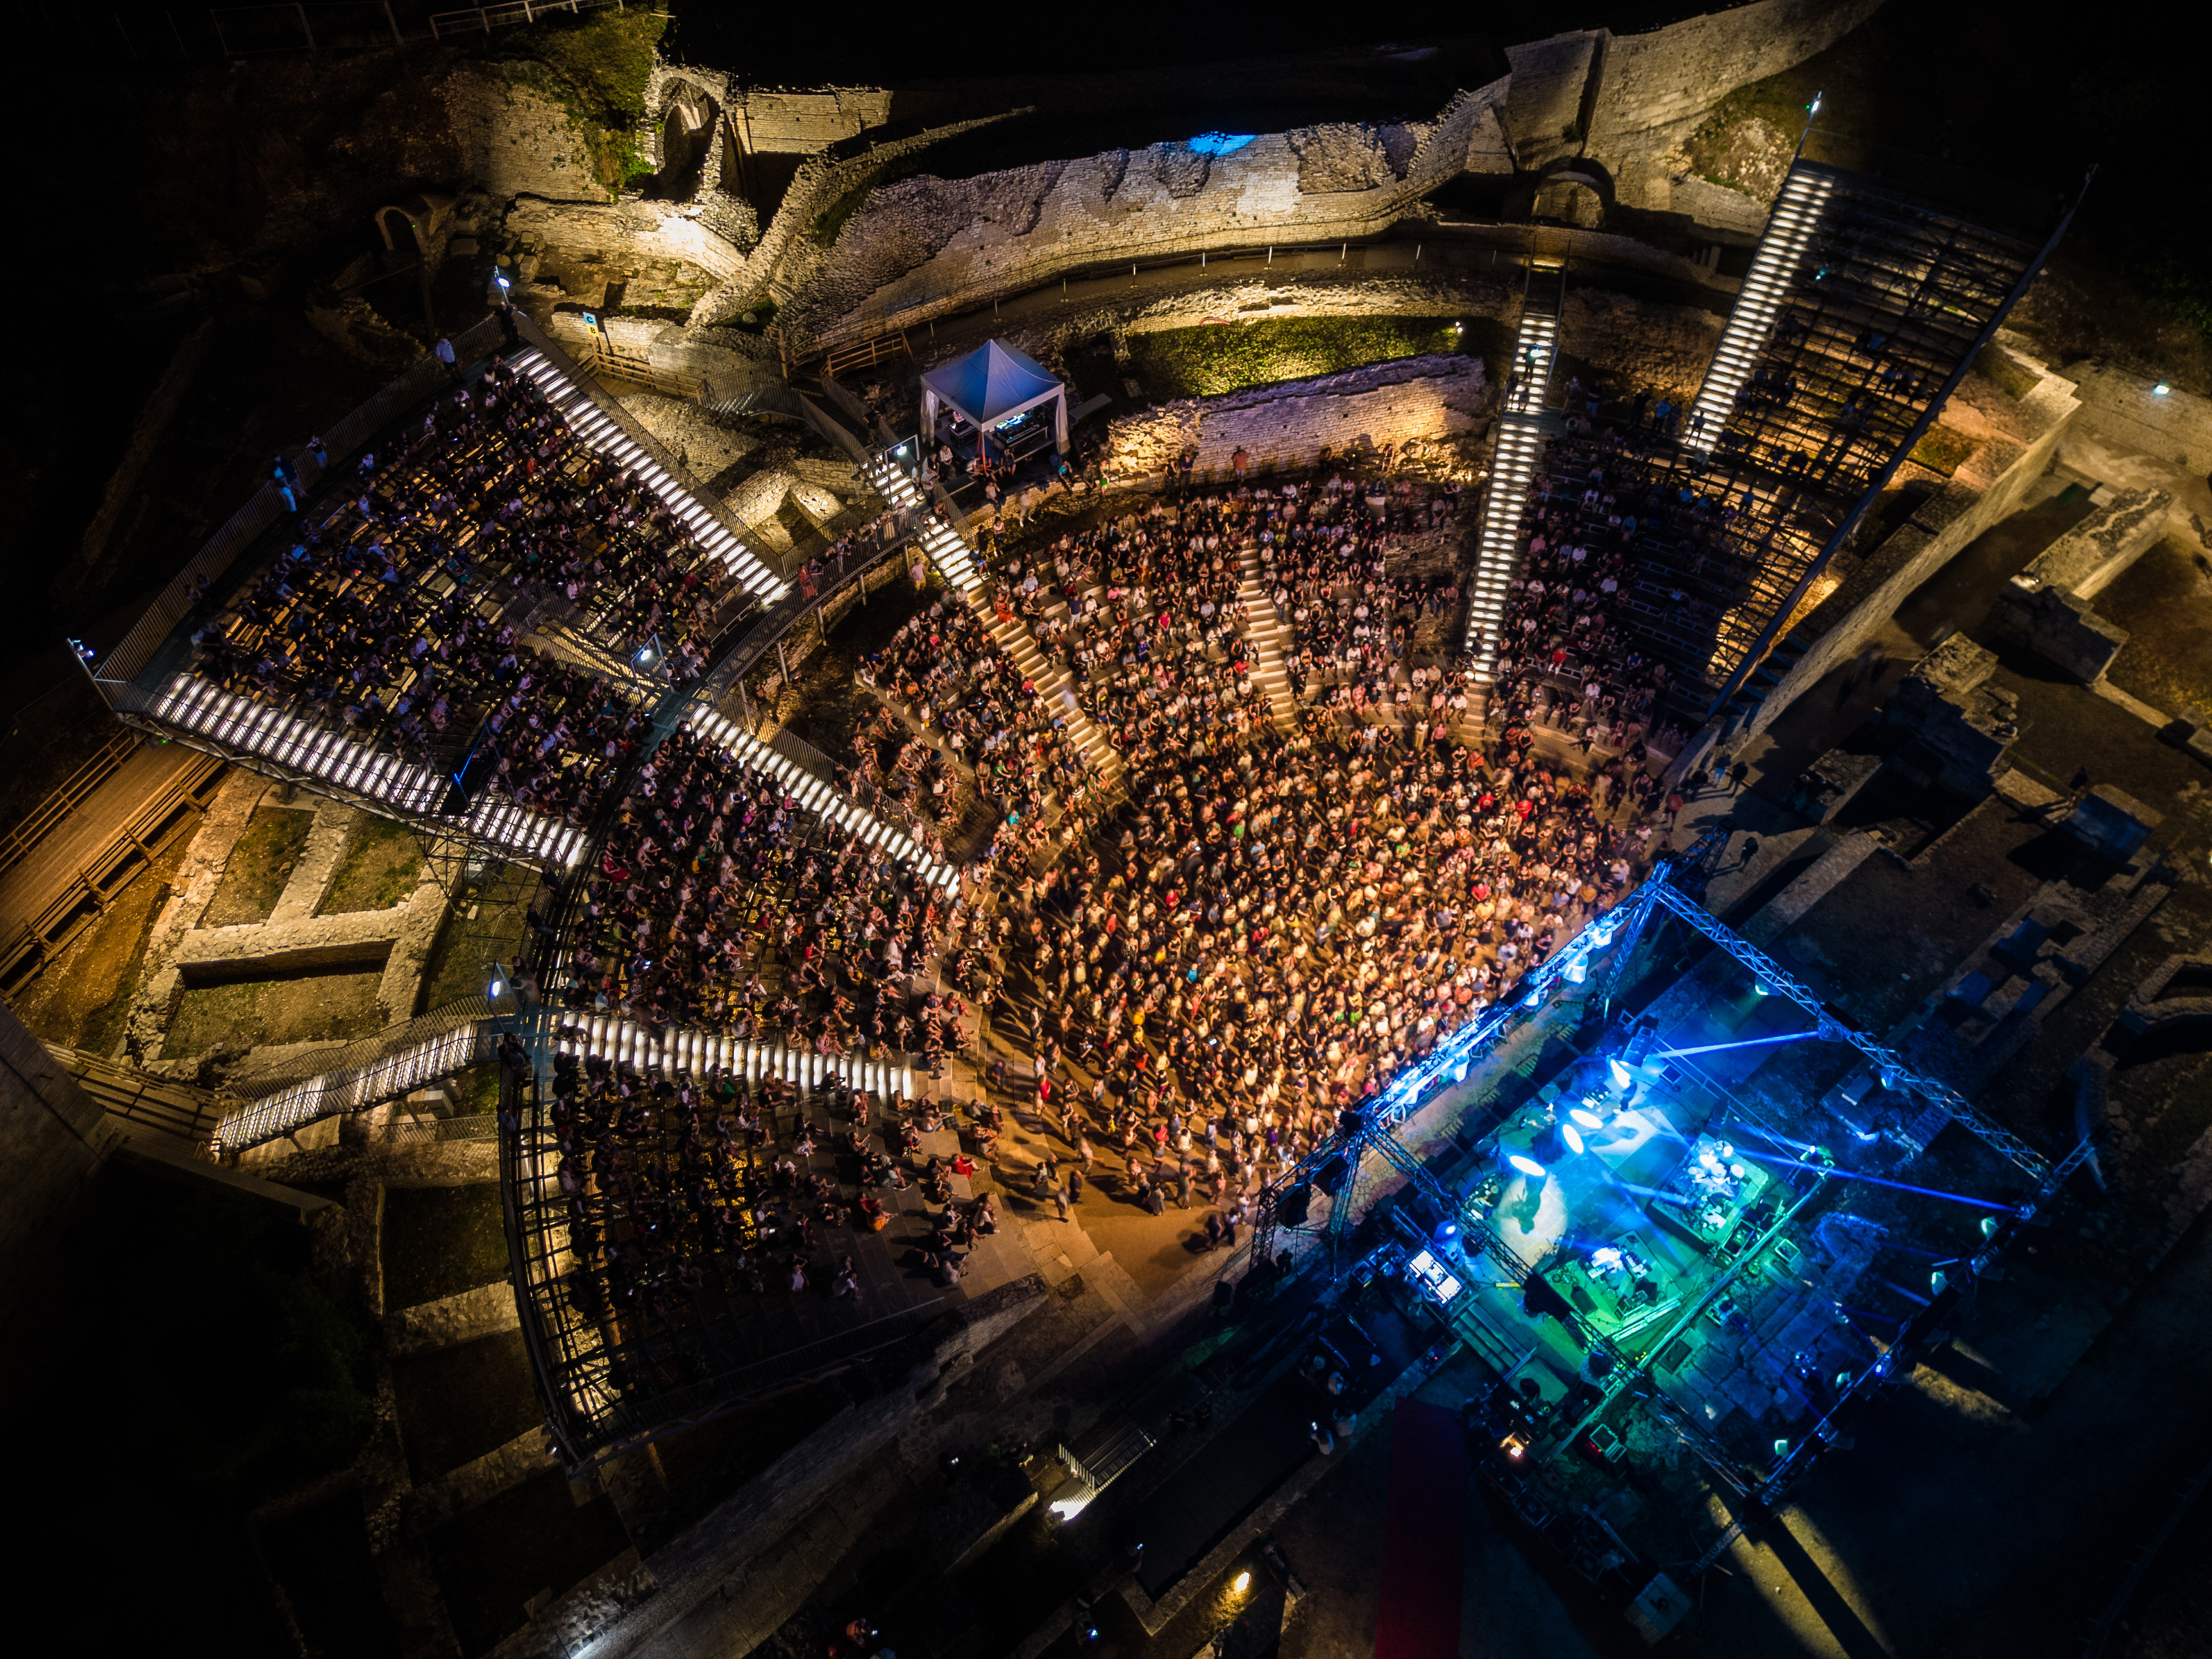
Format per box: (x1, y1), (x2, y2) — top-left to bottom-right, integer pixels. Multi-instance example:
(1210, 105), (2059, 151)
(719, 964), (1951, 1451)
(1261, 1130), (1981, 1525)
(1462, 290), (1567, 677)
(1685, 172), (1834, 453)
(512, 348), (788, 602)
(555, 1020), (914, 1101)
(689, 717), (957, 890)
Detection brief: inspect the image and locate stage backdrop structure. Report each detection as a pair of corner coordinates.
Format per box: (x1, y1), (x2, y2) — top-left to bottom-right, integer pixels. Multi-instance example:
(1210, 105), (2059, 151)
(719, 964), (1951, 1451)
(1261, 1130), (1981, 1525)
(921, 339), (1070, 457)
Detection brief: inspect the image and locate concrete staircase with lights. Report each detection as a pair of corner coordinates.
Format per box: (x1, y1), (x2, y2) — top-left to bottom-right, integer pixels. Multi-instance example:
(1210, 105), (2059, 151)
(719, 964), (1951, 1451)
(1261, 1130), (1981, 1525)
(512, 347), (786, 604)
(1236, 542), (1299, 732)
(856, 449), (1125, 817)
(1465, 256), (1567, 677)
(684, 710), (959, 891)
(1683, 171), (1834, 452)
(860, 453), (981, 592)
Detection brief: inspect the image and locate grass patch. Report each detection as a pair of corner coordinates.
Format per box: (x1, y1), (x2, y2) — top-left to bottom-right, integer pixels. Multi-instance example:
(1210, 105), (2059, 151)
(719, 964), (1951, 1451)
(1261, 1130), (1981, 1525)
(391, 1330), (542, 1483)
(1975, 343), (2042, 401)
(319, 814), (425, 914)
(2096, 535), (2212, 717)
(382, 1183), (510, 1310)
(420, 894), (530, 1015)
(1909, 424), (1979, 477)
(167, 968), (387, 1056)
(449, 1061), (503, 1118)
(1127, 315), (1466, 399)
(202, 805), (315, 927)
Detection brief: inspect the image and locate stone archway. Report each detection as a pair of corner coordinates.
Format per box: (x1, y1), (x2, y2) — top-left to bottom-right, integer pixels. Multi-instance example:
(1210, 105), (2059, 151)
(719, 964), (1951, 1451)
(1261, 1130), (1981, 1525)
(1532, 170), (1606, 228)
(374, 204), (423, 259)
(655, 79), (721, 201)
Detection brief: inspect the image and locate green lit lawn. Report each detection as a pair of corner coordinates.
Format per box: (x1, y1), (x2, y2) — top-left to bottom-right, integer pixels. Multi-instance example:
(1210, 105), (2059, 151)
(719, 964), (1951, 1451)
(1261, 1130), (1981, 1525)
(1129, 315), (1470, 399)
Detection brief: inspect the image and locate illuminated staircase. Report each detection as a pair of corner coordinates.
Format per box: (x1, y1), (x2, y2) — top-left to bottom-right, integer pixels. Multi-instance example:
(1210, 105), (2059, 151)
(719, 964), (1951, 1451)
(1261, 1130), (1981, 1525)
(1465, 256), (1567, 678)
(511, 347), (786, 603)
(860, 451), (982, 592)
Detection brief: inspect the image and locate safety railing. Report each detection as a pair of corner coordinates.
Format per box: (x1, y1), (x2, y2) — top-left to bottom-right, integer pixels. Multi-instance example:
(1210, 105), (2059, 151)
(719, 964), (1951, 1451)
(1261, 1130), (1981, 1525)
(217, 997), (500, 1150)
(0, 730), (140, 877)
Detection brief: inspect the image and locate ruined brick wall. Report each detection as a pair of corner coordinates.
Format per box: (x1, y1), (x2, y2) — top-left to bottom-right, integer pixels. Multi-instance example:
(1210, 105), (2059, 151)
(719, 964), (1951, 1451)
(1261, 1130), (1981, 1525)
(1589, 0), (1885, 153)
(775, 81), (1508, 352)
(1101, 355), (1486, 482)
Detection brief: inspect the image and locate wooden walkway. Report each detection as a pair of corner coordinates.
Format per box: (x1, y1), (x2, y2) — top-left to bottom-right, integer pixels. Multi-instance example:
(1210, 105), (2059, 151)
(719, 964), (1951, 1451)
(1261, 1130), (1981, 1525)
(0, 741), (226, 995)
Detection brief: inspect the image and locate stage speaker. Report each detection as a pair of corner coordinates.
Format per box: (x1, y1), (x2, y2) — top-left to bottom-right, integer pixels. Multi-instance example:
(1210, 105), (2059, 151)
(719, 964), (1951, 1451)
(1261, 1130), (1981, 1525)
(1315, 1155), (1349, 1195)
(1276, 1184), (1312, 1228)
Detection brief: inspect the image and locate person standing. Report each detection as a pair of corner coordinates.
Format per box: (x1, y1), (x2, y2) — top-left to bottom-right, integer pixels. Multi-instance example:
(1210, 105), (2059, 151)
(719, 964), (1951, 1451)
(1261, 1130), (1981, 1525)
(434, 335), (457, 377)
(1054, 1183), (1072, 1223)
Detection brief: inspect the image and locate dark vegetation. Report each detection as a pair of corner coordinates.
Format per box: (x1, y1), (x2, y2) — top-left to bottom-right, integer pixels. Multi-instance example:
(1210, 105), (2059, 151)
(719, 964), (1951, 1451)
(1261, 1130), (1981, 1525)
(6, 1163), (378, 1659)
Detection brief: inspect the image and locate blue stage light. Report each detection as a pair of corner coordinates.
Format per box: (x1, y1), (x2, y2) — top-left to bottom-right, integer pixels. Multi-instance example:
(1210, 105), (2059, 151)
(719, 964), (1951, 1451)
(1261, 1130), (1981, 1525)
(1507, 1154), (1548, 1180)
(1560, 1124), (1586, 1155)
(1607, 1058), (1633, 1090)
(1570, 1107), (1606, 1130)
(1189, 132), (1257, 155)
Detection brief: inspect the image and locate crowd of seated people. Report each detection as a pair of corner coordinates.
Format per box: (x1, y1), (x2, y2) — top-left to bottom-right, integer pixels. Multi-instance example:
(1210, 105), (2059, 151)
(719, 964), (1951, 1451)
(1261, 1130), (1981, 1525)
(522, 422), (1720, 1323)
(1483, 378), (1721, 762)
(543, 1052), (1004, 1340)
(555, 723), (967, 1066)
(856, 600), (1103, 869)
(1254, 474), (1468, 720)
(193, 353), (745, 776)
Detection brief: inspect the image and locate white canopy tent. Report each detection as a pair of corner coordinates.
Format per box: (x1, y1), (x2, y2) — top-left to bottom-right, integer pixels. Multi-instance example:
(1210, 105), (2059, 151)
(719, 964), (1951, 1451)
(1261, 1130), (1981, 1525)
(920, 338), (1069, 457)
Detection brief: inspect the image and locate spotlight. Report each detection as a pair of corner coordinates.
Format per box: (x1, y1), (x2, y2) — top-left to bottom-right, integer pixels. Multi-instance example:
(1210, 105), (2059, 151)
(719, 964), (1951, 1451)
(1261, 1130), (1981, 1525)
(1773, 1437), (1792, 1458)
(1507, 1154), (1548, 1180)
(1607, 1059), (1633, 1091)
(1930, 1270), (1948, 1294)
(1569, 1107), (1605, 1130)
(1564, 957), (1588, 983)
(1753, 981), (1771, 997)
(1560, 1124), (1586, 1155)
(1835, 1370), (1854, 1390)
(1980, 1215), (2000, 1239)
(489, 977), (505, 999)
(1523, 986), (1543, 1007)
(2153, 382), (2171, 395)
(1234, 1572), (1251, 1593)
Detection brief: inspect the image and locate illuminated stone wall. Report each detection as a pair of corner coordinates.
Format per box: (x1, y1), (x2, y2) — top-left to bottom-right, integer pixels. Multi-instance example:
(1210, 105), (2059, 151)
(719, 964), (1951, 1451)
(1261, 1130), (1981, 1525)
(1101, 354), (1487, 483)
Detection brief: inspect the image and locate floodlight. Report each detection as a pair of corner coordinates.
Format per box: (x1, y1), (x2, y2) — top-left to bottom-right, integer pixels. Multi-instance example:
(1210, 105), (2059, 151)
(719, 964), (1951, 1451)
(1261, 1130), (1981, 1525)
(1507, 1154), (1548, 1180)
(2152, 382), (2171, 395)
(1233, 1572), (1251, 1593)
